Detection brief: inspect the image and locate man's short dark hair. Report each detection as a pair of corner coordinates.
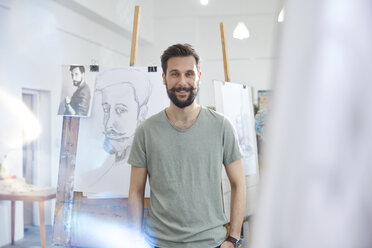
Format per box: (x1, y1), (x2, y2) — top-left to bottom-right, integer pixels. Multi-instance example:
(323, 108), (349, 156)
(69, 65), (85, 74)
(161, 44), (200, 75)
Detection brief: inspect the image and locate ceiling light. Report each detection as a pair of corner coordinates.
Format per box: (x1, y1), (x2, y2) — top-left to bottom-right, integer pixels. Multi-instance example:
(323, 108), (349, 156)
(200, 0), (208, 5)
(233, 22), (250, 40)
(278, 8), (285, 22)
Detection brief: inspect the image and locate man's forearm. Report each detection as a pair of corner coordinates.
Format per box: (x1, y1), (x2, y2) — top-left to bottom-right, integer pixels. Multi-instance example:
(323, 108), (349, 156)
(128, 191), (144, 232)
(65, 103), (76, 115)
(229, 183), (246, 238)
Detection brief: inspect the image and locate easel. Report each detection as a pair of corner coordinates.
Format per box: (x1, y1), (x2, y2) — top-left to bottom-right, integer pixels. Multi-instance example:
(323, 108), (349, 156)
(53, 6), (150, 247)
(220, 22), (230, 82)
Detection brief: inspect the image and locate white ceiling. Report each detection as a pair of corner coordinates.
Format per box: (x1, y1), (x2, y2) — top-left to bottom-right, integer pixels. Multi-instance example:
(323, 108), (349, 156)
(153, 0), (281, 18)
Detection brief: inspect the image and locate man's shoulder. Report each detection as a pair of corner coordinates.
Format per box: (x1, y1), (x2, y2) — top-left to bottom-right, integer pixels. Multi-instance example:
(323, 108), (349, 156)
(76, 82), (90, 96)
(201, 107), (236, 132)
(80, 82), (91, 92)
(139, 109), (166, 129)
(202, 107), (226, 123)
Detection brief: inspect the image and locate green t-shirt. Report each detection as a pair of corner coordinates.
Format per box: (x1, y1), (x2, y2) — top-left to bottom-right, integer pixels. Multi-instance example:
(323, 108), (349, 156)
(128, 107), (242, 248)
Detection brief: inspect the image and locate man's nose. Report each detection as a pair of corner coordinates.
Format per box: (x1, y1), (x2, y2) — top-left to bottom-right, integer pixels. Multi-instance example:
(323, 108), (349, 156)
(105, 112), (114, 129)
(178, 74), (188, 86)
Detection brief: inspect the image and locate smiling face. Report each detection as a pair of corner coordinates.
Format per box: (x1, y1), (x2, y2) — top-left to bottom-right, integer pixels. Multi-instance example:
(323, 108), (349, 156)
(163, 56), (201, 108)
(101, 83), (139, 156)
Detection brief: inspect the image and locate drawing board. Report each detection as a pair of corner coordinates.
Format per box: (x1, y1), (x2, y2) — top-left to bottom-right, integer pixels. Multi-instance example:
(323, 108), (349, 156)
(214, 80), (259, 176)
(73, 66), (168, 198)
(214, 80), (260, 220)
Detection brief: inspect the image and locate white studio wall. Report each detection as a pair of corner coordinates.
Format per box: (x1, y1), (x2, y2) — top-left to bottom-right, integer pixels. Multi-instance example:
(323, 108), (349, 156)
(0, 0), (153, 245)
(198, 14), (277, 106)
(66, 0), (154, 43)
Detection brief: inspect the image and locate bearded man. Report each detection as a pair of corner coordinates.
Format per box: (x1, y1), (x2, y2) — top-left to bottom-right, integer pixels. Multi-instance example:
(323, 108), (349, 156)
(64, 65), (91, 116)
(128, 44), (246, 248)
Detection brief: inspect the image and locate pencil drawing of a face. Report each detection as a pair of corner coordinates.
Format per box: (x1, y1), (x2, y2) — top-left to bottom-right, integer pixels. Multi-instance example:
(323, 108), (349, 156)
(101, 83), (139, 161)
(96, 69), (152, 164)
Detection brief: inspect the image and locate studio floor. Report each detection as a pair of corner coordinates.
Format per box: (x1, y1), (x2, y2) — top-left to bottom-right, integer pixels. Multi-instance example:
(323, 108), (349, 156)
(1, 223), (250, 247)
(1, 225), (53, 248)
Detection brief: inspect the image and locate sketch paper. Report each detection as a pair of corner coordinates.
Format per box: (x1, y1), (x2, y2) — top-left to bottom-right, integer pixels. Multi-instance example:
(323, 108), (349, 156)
(213, 80), (259, 176)
(73, 67), (168, 198)
(58, 65), (96, 117)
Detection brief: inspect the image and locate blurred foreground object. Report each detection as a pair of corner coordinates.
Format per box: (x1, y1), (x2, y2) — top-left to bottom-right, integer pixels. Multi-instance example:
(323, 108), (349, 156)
(252, 0), (372, 247)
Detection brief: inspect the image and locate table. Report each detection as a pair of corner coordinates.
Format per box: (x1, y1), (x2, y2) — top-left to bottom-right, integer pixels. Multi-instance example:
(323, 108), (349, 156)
(0, 188), (56, 248)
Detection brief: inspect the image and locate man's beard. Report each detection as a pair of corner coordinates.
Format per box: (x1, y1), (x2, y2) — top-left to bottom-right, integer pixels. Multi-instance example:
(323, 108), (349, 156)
(165, 82), (199, 108)
(103, 130), (132, 163)
(73, 80), (82, 87)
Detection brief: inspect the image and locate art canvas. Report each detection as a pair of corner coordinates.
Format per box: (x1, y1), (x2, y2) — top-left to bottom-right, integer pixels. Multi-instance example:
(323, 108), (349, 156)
(73, 67), (168, 198)
(213, 80), (259, 176)
(257, 90), (271, 111)
(58, 65), (96, 117)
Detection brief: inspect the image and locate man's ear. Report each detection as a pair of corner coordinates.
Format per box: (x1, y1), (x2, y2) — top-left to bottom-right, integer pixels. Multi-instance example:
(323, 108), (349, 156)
(162, 72), (166, 85)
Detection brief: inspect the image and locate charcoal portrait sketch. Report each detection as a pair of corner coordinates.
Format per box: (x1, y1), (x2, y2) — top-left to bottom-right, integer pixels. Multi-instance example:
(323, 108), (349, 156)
(74, 67), (168, 197)
(213, 80), (258, 175)
(98, 68), (151, 164)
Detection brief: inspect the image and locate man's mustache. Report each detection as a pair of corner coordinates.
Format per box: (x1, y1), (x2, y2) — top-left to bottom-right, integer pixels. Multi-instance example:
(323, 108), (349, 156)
(169, 87), (195, 93)
(103, 129), (126, 138)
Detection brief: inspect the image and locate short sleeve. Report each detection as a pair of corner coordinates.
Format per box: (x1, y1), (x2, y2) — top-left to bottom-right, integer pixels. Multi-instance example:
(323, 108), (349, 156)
(128, 124), (147, 168)
(222, 117), (243, 166)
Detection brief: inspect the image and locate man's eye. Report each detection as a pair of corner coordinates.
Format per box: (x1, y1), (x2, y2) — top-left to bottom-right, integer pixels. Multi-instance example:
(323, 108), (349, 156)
(186, 72), (194, 77)
(171, 72), (179, 77)
(116, 107), (127, 114)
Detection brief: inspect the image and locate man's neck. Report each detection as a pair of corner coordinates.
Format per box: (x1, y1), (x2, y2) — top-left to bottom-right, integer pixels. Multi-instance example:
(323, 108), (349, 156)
(165, 101), (202, 129)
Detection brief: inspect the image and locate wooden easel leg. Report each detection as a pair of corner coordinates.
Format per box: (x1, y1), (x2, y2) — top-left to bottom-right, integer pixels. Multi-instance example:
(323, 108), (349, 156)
(38, 201), (46, 248)
(11, 200), (15, 245)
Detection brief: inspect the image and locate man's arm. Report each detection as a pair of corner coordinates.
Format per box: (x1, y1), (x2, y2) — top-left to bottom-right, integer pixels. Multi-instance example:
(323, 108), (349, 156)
(222, 159), (246, 247)
(128, 165), (148, 233)
(64, 96), (76, 115)
(75, 87), (91, 115)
